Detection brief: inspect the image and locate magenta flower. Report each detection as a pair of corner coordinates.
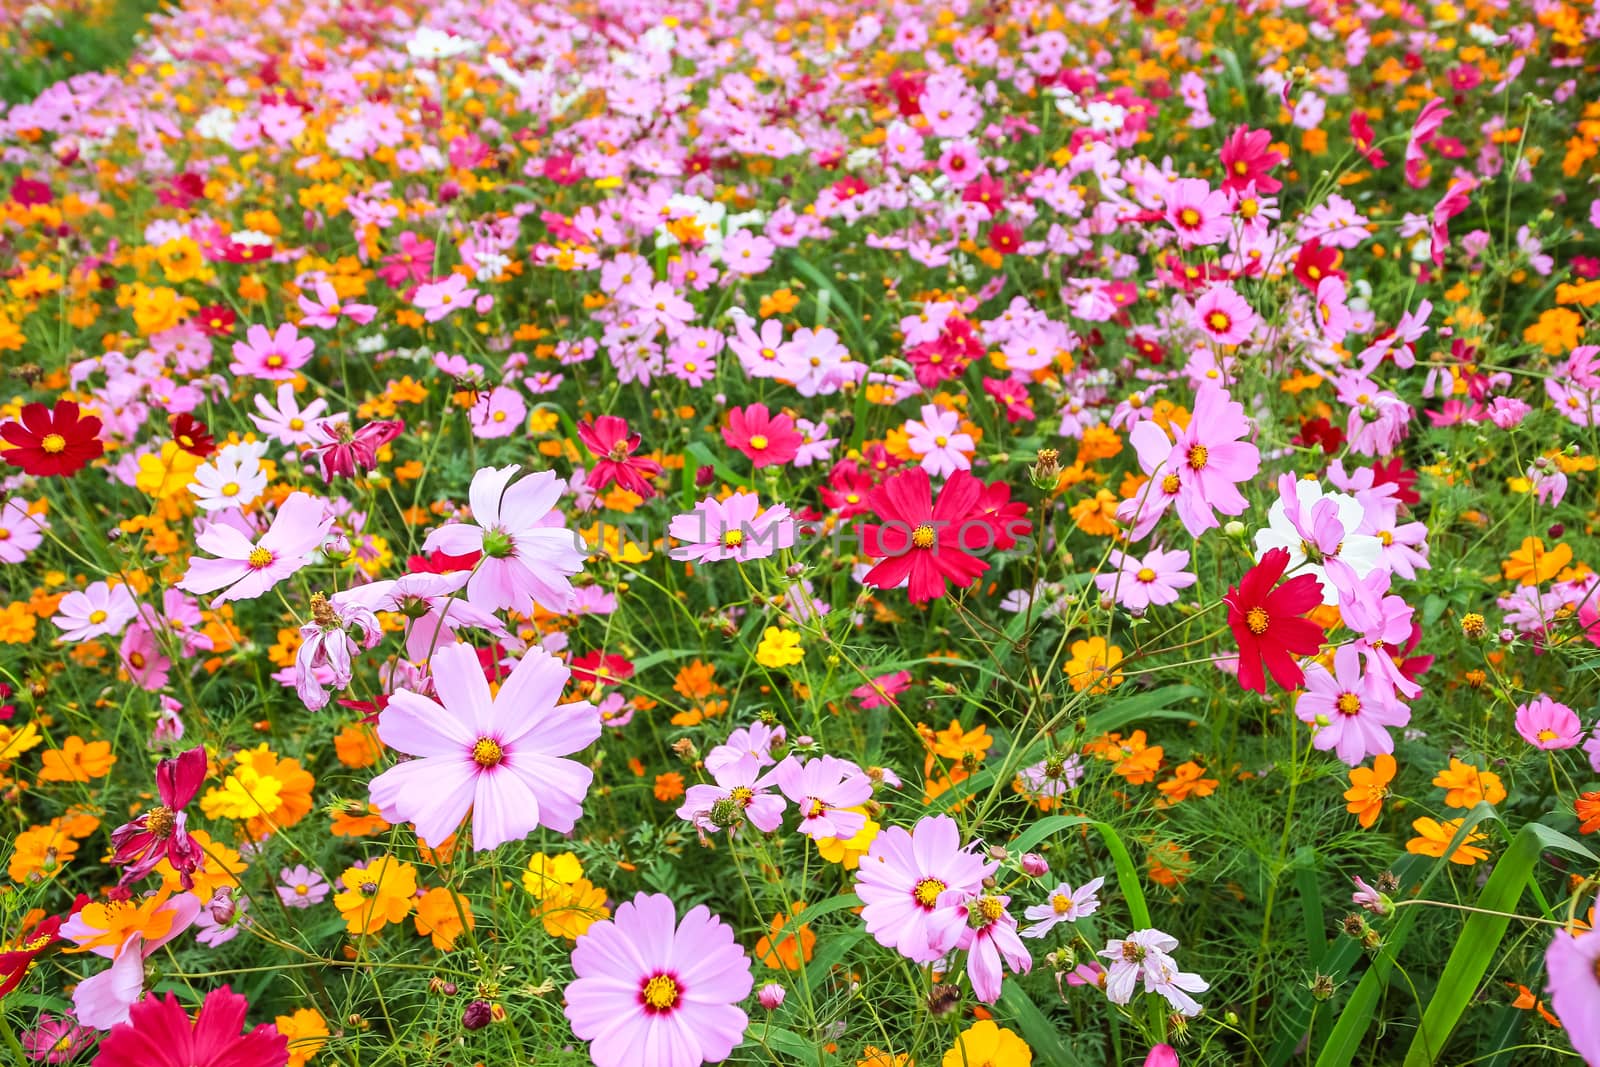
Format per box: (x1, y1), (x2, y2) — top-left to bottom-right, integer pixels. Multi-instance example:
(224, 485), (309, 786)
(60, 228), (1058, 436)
(1096, 548), (1196, 612)
(178, 492), (332, 606)
(21, 1013), (92, 1063)
(1294, 645), (1410, 766)
(228, 323), (313, 381)
(577, 415), (663, 499)
(367, 642), (600, 850)
(1147, 383), (1260, 537)
(667, 492), (796, 564)
(1163, 178), (1231, 247)
(1546, 924), (1600, 1063)
(422, 464), (586, 616)
(1515, 694), (1582, 750)
(108, 746), (208, 888)
(1193, 284), (1257, 345)
(723, 403), (803, 468)
(767, 755), (873, 840)
(1315, 276), (1351, 344)
(93, 986), (287, 1067)
(565, 893), (753, 1067)
(955, 893), (1032, 1003)
(855, 814), (996, 963)
(305, 416), (404, 480)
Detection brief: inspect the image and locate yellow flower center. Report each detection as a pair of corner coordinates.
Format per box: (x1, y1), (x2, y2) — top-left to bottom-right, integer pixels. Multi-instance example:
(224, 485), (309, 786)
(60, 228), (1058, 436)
(723, 529), (745, 548)
(1161, 473), (1181, 494)
(295, 883), (310, 896)
(247, 546), (274, 569)
(730, 786), (754, 806)
(642, 973), (679, 1012)
(1336, 693), (1362, 716)
(1051, 893), (1074, 915)
(1187, 444), (1209, 470)
(911, 523), (936, 549)
(1538, 729), (1558, 743)
(289, 417), (305, 431)
(89, 609), (108, 624)
(1246, 606), (1270, 635)
(912, 877), (947, 909)
(977, 895), (1004, 923)
(748, 434), (769, 450)
(145, 805), (176, 838)
(1206, 311), (1231, 332)
(1136, 568), (1157, 582)
(41, 433), (66, 454)
(221, 482), (240, 497)
(472, 737), (504, 768)
(1179, 207), (1201, 227)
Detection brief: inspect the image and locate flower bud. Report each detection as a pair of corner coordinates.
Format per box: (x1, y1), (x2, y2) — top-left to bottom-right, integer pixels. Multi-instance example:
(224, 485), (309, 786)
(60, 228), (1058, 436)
(1144, 1045), (1180, 1067)
(461, 1001), (493, 1030)
(1020, 852), (1049, 877)
(1029, 448), (1061, 490)
(695, 465), (716, 488)
(1223, 520), (1246, 539)
(207, 887), (236, 925)
(323, 531), (352, 560)
(758, 983), (786, 1010)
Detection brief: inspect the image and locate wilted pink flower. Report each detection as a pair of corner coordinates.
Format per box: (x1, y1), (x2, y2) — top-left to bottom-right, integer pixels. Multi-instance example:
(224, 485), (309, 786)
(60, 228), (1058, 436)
(108, 746), (209, 888)
(305, 417), (404, 480)
(293, 593), (382, 711)
(956, 893), (1031, 1003)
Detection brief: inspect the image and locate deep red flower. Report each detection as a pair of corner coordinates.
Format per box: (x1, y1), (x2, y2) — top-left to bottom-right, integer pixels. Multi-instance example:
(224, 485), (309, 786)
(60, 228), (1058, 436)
(194, 305), (237, 337)
(169, 414), (216, 458)
(0, 400), (104, 477)
(109, 746), (208, 889)
(723, 404), (802, 469)
(1219, 125), (1284, 193)
(406, 549), (481, 574)
(0, 913), (64, 1000)
(987, 223), (1022, 255)
(1292, 416), (1344, 454)
(570, 651), (636, 687)
(961, 176), (1006, 213)
(859, 469), (1021, 604)
(1293, 238), (1344, 292)
(10, 178), (52, 206)
(95, 986), (287, 1067)
(1349, 112), (1389, 168)
(577, 415), (662, 500)
(1224, 548), (1326, 694)
(819, 459), (876, 519)
(1368, 457), (1420, 506)
(306, 418), (404, 481)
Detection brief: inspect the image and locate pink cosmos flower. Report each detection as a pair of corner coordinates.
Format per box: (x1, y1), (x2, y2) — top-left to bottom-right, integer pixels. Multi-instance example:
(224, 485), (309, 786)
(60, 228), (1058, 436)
(1101, 929), (1208, 1016)
(1546, 922), (1600, 1063)
(729, 317), (802, 381)
(676, 762), (786, 836)
(704, 721), (786, 781)
(305, 417), (405, 480)
(1164, 178), (1231, 247)
(767, 754), (873, 839)
(108, 746), (208, 888)
(1021, 877), (1105, 939)
(66, 892), (202, 1029)
(413, 273), (479, 322)
(855, 814), (996, 963)
(1145, 1045), (1181, 1067)
(905, 403), (974, 478)
(1136, 383), (1260, 537)
(229, 323), (313, 381)
(52, 580), (138, 642)
(297, 279), (376, 328)
(1315, 275), (1351, 344)
(0, 498), (46, 563)
(577, 415), (663, 499)
(723, 229), (776, 275)
(1219, 125), (1283, 193)
(468, 387), (527, 440)
(723, 403), (803, 468)
(368, 643), (599, 850)
(853, 670), (912, 709)
(1193, 285), (1257, 345)
(93, 986), (287, 1067)
(293, 595), (382, 711)
(422, 464), (585, 616)
(1405, 98), (1451, 189)
(1294, 644), (1410, 766)
(277, 865), (329, 908)
(955, 893), (1032, 1003)
(565, 893), (753, 1067)
(178, 492), (332, 606)
(333, 571), (507, 662)
(668, 491), (796, 564)
(120, 622), (171, 691)
(22, 1014), (92, 1063)
(248, 381), (329, 447)
(1515, 694), (1581, 750)
(1096, 548), (1196, 612)
(377, 231), (436, 288)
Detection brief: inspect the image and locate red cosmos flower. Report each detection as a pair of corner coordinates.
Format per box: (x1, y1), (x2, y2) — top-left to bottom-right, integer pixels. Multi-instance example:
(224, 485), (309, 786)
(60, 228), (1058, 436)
(109, 746), (208, 888)
(859, 469), (1028, 604)
(169, 413), (216, 458)
(194, 305), (237, 337)
(95, 986), (287, 1067)
(1369, 457), (1420, 506)
(0, 400), (104, 477)
(1349, 113), (1389, 168)
(820, 459), (876, 519)
(577, 415), (663, 500)
(1224, 547), (1326, 694)
(1293, 238), (1344, 292)
(962, 176), (1006, 213)
(306, 417), (405, 481)
(1219, 125), (1284, 193)
(10, 177), (51, 206)
(1292, 416), (1345, 454)
(570, 651), (635, 687)
(0, 910), (71, 999)
(723, 404), (802, 469)
(406, 549), (481, 574)
(987, 223), (1022, 256)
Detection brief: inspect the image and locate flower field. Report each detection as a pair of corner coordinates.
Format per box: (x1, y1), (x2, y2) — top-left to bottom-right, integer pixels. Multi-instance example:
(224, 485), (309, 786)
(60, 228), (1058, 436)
(1, 0), (1599, 1063)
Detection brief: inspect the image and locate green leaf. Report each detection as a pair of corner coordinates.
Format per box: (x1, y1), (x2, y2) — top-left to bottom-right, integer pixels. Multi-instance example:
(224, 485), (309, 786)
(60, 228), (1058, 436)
(999, 984), (1089, 1065)
(1400, 822), (1595, 1066)
(1083, 684), (1205, 736)
(1294, 846), (1329, 971)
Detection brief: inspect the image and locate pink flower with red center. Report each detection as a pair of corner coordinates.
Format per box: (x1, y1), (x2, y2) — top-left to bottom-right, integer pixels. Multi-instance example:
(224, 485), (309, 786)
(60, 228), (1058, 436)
(1139, 383), (1260, 537)
(768, 754), (873, 839)
(955, 893), (1032, 1003)
(1219, 125), (1284, 193)
(304, 416), (404, 481)
(178, 493), (333, 606)
(108, 746), (208, 889)
(564, 893), (752, 1067)
(855, 814), (996, 963)
(577, 415), (663, 500)
(367, 642), (600, 850)
(1192, 284), (1257, 346)
(722, 403), (803, 468)
(92, 986), (286, 1067)
(1163, 178), (1232, 247)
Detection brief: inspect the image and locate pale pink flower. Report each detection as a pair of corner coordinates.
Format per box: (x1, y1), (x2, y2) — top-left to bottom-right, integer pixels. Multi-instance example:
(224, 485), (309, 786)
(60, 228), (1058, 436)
(297, 279), (376, 328)
(413, 274), (478, 322)
(177, 492), (333, 605)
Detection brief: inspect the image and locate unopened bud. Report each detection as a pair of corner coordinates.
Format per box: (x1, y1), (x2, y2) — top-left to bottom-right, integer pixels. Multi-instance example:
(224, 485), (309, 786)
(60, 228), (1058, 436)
(758, 983), (786, 1010)
(461, 1001), (493, 1030)
(323, 531), (352, 560)
(1020, 852), (1049, 877)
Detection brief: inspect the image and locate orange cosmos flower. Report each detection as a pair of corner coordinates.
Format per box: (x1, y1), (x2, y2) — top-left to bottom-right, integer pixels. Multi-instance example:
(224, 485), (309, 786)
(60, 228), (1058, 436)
(1406, 817), (1489, 865)
(1432, 758), (1506, 809)
(1344, 754), (1395, 829)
